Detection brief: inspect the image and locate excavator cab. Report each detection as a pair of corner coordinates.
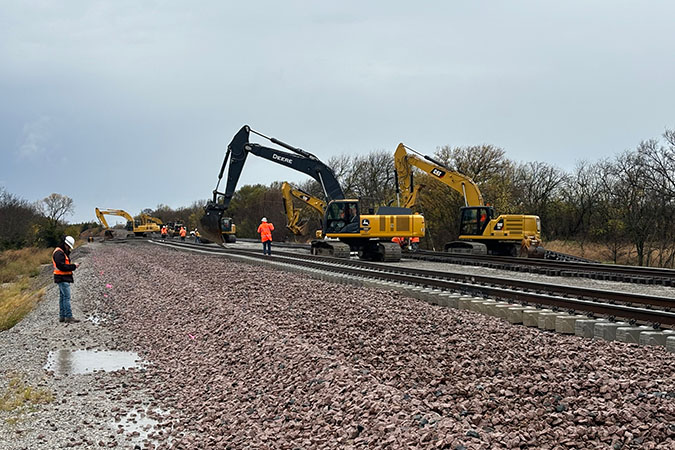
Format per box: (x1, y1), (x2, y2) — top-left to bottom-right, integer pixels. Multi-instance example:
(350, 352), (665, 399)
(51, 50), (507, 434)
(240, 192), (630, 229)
(459, 206), (495, 236)
(324, 200), (360, 234)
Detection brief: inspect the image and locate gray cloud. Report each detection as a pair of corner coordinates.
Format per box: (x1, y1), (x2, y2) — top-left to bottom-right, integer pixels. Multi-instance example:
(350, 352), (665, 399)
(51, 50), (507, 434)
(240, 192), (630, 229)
(17, 116), (53, 160)
(0, 1), (674, 223)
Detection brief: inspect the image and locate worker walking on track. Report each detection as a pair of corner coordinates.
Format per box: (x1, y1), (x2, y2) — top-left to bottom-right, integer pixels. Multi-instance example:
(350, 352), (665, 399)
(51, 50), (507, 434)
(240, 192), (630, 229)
(257, 217), (274, 256)
(53, 236), (80, 324)
(179, 226), (187, 241)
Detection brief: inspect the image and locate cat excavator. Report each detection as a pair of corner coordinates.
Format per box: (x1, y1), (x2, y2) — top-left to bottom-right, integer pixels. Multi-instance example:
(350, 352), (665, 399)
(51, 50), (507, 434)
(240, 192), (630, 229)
(394, 143), (543, 257)
(200, 125), (425, 261)
(95, 208), (162, 237)
(281, 182), (326, 236)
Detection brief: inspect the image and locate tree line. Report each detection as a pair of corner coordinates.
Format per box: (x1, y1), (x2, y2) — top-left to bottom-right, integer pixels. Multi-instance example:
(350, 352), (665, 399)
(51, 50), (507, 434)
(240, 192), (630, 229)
(2, 126), (673, 266)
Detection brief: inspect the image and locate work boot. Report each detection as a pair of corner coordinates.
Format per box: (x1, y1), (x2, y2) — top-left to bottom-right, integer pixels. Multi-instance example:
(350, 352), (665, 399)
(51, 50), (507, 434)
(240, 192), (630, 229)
(59, 317), (65, 323)
(64, 317), (81, 323)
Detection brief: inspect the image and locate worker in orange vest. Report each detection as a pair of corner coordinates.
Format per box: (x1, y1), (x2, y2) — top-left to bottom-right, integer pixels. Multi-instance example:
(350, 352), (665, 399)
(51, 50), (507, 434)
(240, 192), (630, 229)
(53, 236), (80, 323)
(257, 217), (274, 255)
(391, 236), (404, 248)
(161, 226), (168, 239)
(179, 226), (187, 241)
(410, 236), (420, 252)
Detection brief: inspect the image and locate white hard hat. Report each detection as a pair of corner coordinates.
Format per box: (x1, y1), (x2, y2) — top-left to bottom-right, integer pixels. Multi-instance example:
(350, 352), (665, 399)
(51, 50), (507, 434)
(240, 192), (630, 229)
(65, 236), (75, 249)
(261, 217), (267, 222)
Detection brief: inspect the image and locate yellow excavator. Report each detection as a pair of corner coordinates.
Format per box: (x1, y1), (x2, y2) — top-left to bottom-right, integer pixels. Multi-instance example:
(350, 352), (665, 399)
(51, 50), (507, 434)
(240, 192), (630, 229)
(200, 125), (425, 261)
(394, 143), (543, 257)
(95, 208), (162, 237)
(281, 182), (326, 236)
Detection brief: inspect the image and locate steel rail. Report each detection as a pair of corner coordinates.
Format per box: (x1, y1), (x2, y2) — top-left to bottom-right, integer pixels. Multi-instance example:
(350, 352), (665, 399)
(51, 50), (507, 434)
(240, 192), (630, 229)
(148, 239), (675, 328)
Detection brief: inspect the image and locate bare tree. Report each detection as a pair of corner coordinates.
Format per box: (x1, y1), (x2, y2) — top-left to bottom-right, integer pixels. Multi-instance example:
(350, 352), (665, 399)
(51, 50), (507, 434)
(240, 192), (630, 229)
(351, 150), (395, 208)
(38, 193), (74, 226)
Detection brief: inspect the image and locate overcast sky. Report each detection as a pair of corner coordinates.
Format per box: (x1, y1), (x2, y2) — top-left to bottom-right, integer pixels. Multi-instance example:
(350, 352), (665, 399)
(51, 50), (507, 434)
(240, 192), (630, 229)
(1, 1), (674, 224)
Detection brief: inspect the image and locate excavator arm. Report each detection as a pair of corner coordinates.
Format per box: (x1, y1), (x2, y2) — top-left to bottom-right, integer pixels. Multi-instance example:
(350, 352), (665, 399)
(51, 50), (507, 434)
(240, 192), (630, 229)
(394, 143), (484, 207)
(95, 208), (134, 228)
(95, 208), (110, 229)
(201, 125), (344, 243)
(281, 181), (327, 235)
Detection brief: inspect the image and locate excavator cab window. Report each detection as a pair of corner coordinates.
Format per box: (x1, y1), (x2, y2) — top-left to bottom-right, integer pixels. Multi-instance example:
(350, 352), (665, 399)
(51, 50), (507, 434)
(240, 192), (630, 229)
(220, 217), (233, 233)
(325, 201), (360, 234)
(459, 207), (493, 236)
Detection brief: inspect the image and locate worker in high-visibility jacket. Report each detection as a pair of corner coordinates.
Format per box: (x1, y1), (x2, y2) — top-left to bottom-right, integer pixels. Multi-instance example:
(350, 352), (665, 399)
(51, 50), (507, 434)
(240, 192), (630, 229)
(161, 226), (168, 239)
(257, 217), (274, 255)
(179, 226), (187, 241)
(410, 236), (420, 252)
(53, 236), (80, 323)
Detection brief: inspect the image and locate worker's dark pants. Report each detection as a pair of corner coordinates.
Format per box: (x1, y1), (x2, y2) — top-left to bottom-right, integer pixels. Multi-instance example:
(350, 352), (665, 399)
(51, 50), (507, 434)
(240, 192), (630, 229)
(262, 240), (272, 255)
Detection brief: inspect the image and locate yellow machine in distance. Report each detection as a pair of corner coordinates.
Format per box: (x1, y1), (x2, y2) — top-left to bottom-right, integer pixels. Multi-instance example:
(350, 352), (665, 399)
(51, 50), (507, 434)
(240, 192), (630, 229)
(394, 143), (542, 257)
(95, 208), (162, 236)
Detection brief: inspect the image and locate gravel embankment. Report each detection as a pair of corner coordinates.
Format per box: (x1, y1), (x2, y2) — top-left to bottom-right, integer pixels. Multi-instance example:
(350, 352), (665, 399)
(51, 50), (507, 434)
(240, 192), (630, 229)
(1, 241), (675, 449)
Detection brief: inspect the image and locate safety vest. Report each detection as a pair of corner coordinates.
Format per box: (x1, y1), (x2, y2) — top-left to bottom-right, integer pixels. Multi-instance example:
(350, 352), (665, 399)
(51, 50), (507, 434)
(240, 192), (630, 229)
(161, 227), (167, 235)
(410, 237), (420, 243)
(52, 248), (73, 276)
(257, 222), (274, 242)
(180, 228), (186, 237)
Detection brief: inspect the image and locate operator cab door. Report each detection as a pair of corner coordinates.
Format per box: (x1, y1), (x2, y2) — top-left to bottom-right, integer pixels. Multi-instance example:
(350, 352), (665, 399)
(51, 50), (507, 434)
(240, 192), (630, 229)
(459, 206), (494, 236)
(324, 201), (360, 234)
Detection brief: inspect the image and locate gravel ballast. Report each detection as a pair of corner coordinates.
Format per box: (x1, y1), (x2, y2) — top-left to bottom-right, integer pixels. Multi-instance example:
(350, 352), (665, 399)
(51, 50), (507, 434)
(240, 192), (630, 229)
(1, 241), (674, 449)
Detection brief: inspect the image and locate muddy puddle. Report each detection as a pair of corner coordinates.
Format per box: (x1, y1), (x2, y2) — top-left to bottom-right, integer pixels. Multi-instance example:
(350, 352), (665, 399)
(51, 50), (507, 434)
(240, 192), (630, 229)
(44, 349), (143, 375)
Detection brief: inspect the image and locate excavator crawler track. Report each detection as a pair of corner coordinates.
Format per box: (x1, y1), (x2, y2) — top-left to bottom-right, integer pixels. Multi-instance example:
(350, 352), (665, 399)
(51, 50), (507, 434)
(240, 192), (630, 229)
(311, 240), (351, 258)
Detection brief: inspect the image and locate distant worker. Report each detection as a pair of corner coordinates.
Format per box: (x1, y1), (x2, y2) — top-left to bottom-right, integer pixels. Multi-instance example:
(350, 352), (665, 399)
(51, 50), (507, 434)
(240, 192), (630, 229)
(194, 228), (201, 244)
(179, 226), (186, 241)
(257, 217), (274, 256)
(410, 236), (420, 252)
(161, 225), (168, 239)
(53, 236), (80, 324)
(392, 236), (404, 248)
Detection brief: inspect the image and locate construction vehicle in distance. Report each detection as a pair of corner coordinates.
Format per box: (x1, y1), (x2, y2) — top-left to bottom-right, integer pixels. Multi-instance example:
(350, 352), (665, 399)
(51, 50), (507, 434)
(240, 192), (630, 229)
(394, 143), (543, 257)
(281, 181), (326, 236)
(200, 125), (425, 261)
(95, 208), (162, 237)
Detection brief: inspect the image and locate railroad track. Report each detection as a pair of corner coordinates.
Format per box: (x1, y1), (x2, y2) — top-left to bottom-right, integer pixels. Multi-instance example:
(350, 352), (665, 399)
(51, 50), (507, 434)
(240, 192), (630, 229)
(148, 239), (675, 329)
(235, 238), (675, 287)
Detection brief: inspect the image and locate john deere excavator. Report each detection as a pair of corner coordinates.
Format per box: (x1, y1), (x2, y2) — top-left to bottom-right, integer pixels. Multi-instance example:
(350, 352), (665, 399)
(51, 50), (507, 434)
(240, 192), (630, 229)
(200, 125), (425, 261)
(95, 208), (162, 237)
(394, 143), (543, 257)
(281, 181), (326, 236)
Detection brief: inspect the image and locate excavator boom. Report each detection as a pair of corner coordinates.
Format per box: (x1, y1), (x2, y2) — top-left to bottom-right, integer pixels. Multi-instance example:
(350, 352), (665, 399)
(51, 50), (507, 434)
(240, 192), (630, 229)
(281, 181), (327, 236)
(201, 125), (344, 243)
(394, 143), (483, 207)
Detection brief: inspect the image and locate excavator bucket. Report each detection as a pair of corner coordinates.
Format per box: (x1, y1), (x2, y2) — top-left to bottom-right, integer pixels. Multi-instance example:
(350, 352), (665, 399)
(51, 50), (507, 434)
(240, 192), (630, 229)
(199, 203), (226, 245)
